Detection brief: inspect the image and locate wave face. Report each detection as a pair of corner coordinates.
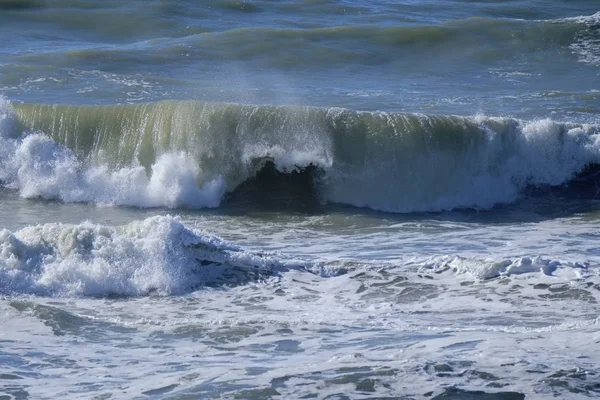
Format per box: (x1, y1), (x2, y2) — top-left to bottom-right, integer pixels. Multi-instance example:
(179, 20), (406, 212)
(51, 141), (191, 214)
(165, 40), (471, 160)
(3, 97), (600, 213)
(0, 215), (305, 297)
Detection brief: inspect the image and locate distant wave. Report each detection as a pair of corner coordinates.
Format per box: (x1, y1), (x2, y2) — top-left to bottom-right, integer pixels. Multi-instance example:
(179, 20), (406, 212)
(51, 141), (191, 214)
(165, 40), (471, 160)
(10, 12), (600, 68)
(2, 97), (600, 213)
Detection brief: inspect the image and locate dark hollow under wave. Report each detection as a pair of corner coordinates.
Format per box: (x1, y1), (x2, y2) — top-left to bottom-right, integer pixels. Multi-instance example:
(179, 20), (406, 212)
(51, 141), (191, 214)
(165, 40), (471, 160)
(221, 160), (600, 218)
(223, 160), (325, 213)
(525, 163), (600, 200)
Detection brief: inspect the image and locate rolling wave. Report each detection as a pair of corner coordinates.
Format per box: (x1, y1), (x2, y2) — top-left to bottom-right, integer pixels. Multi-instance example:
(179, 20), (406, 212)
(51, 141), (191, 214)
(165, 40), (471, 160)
(2, 97), (600, 213)
(8, 13), (600, 68)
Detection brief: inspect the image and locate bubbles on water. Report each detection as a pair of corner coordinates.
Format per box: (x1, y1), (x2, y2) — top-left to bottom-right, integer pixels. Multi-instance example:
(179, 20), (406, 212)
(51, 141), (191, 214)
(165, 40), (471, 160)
(0, 215), (305, 297)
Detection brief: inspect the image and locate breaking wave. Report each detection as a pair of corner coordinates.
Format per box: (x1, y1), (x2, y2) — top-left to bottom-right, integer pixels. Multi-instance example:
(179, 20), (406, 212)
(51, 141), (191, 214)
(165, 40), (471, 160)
(2, 97), (600, 213)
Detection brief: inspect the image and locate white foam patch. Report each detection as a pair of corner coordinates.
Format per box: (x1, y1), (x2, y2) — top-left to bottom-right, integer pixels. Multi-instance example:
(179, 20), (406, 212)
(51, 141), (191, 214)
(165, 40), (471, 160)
(242, 143), (333, 173)
(515, 119), (599, 185)
(563, 11), (600, 25)
(4, 212), (594, 298)
(418, 254), (594, 281)
(0, 215), (304, 297)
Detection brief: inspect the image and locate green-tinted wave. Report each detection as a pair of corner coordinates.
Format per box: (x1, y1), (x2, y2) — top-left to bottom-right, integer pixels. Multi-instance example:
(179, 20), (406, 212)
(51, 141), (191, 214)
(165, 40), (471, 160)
(11, 100), (600, 212)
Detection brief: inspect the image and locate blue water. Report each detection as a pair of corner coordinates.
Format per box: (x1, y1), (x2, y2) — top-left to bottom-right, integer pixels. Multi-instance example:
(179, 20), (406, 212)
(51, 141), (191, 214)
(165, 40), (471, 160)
(1, 1), (600, 399)
(1, 1), (599, 119)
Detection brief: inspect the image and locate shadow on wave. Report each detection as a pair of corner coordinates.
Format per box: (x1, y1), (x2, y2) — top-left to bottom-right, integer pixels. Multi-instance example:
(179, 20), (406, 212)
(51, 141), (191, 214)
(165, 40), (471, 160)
(525, 163), (600, 200)
(0, 0), (40, 10)
(222, 160), (325, 214)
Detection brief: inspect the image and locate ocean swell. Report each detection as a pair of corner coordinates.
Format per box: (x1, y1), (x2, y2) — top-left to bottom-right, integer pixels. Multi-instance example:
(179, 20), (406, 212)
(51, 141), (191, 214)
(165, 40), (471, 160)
(2, 97), (600, 213)
(9, 13), (600, 68)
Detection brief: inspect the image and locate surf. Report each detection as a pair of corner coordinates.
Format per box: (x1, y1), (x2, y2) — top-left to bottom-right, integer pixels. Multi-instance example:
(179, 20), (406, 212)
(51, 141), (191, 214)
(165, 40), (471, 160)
(2, 97), (600, 213)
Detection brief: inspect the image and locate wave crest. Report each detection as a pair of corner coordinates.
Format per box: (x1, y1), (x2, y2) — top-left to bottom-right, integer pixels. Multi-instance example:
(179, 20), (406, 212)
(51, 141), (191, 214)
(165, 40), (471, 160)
(3, 98), (600, 213)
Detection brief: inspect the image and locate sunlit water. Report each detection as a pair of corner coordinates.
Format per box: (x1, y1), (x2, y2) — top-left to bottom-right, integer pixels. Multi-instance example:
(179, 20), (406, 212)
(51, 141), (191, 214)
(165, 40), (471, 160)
(1, 1), (600, 398)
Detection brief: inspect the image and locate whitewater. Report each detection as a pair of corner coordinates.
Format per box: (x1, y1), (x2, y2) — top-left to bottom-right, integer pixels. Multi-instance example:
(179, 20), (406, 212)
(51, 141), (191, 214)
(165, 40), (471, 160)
(1, 1), (600, 399)
(3, 99), (600, 213)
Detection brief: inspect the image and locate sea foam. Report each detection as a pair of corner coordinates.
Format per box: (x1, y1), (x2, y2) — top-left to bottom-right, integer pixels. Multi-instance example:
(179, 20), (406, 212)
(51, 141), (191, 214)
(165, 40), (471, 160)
(1, 214), (595, 298)
(0, 215), (303, 297)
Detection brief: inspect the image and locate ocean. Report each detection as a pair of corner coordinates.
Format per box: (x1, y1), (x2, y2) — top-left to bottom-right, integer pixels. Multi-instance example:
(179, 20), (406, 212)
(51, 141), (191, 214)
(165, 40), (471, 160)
(1, 1), (600, 398)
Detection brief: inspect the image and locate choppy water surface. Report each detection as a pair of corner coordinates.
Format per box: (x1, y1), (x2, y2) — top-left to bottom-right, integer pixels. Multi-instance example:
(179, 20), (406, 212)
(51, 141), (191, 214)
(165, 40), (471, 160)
(1, 1), (600, 399)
